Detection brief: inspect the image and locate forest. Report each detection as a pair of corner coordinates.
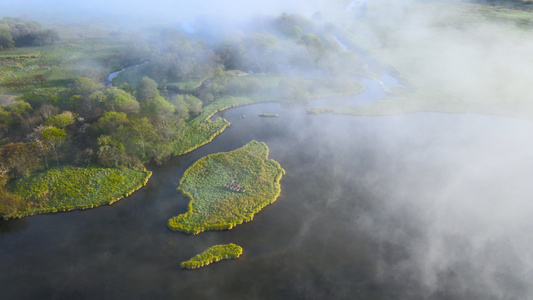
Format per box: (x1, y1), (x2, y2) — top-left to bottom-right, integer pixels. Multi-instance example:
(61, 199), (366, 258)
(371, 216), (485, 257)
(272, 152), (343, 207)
(0, 12), (366, 218)
(0, 17), (58, 49)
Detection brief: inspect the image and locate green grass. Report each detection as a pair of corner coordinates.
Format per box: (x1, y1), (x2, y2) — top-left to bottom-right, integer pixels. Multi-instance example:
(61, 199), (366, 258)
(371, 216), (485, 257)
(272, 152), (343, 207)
(111, 62), (153, 87)
(180, 244), (243, 269)
(168, 140), (284, 234)
(0, 38), (129, 96)
(166, 78), (206, 93)
(170, 74), (365, 156)
(224, 73), (365, 100)
(172, 116), (230, 156)
(9, 165), (151, 218)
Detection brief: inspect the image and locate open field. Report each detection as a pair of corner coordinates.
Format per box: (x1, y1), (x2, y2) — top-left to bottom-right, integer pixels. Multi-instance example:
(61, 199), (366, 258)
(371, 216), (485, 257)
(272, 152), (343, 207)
(0, 38), (129, 98)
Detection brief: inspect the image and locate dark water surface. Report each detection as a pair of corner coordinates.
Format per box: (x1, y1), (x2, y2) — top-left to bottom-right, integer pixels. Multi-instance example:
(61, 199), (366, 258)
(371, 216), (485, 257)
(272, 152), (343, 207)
(2, 104), (533, 299)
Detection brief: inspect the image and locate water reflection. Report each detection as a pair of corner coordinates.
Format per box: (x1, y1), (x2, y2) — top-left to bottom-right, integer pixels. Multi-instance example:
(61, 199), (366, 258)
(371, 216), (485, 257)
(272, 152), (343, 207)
(2, 103), (533, 299)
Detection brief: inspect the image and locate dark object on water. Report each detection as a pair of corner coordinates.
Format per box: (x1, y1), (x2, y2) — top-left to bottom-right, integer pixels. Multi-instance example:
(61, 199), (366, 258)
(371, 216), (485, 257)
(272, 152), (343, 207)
(258, 113), (279, 118)
(224, 183), (246, 193)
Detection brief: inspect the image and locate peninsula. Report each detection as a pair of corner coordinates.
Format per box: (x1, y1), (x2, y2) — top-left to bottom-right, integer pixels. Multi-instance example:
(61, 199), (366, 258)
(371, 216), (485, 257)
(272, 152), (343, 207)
(4, 166), (151, 218)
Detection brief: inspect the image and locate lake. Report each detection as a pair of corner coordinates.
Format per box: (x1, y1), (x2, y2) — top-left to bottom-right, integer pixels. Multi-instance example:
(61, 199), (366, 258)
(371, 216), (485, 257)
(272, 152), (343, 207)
(2, 102), (533, 299)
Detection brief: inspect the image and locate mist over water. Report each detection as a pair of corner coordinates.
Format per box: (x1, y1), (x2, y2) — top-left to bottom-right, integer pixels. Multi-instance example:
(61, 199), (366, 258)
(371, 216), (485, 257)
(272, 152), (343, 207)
(2, 103), (533, 299)
(2, 0), (533, 298)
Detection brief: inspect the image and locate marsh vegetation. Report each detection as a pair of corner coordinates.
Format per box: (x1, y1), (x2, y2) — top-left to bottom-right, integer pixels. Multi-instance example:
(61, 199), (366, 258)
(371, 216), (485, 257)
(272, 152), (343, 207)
(4, 166), (151, 218)
(2, 0), (533, 298)
(180, 244), (243, 269)
(168, 141), (284, 234)
(0, 9), (366, 218)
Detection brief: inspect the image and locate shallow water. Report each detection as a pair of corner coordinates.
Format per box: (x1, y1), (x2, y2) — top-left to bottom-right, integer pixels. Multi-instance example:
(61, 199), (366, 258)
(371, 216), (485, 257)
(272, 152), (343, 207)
(2, 103), (533, 299)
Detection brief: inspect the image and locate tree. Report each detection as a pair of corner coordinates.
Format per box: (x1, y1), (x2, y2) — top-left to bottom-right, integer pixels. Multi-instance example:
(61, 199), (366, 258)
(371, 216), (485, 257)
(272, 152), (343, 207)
(72, 77), (103, 99)
(117, 117), (157, 161)
(183, 94), (203, 116)
(0, 142), (43, 178)
(217, 41), (247, 70)
(37, 104), (60, 120)
(0, 17), (58, 47)
(44, 112), (75, 128)
(136, 77), (159, 104)
(75, 148), (94, 168)
(101, 87), (139, 114)
(0, 24), (14, 49)
(97, 135), (138, 168)
(0, 107), (13, 139)
(40, 126), (67, 165)
(141, 96), (174, 118)
(275, 13), (308, 40)
(300, 33), (325, 66)
(119, 83), (134, 95)
(80, 90), (105, 116)
(93, 111), (130, 135)
(9, 101), (32, 116)
(42, 29), (59, 45)
(145, 96), (183, 142)
(0, 190), (24, 219)
(171, 95), (190, 119)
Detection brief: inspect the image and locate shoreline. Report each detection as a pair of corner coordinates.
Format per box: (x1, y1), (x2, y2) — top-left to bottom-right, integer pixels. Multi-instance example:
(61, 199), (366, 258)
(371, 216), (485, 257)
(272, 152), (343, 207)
(168, 141), (285, 234)
(7, 167), (152, 219)
(180, 244), (243, 270)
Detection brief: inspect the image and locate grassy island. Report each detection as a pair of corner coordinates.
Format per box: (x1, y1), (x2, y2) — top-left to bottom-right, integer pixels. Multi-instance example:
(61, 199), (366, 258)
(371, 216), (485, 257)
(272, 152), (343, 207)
(4, 166), (151, 218)
(168, 141), (284, 234)
(180, 244), (243, 269)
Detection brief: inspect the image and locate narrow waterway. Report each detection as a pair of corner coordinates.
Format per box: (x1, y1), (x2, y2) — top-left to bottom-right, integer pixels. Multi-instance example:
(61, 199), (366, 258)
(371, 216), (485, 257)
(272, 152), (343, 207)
(104, 61), (148, 86)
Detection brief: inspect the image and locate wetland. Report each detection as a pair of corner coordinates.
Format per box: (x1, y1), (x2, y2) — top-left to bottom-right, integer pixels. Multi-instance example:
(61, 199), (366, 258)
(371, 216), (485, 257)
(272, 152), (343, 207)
(2, 1), (533, 299)
(2, 102), (533, 299)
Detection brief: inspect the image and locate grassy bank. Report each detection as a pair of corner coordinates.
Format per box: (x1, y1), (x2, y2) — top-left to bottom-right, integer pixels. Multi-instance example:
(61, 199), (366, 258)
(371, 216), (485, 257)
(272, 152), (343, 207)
(172, 117), (230, 156)
(168, 140), (284, 234)
(9, 166), (151, 218)
(180, 244), (243, 269)
(171, 75), (365, 156)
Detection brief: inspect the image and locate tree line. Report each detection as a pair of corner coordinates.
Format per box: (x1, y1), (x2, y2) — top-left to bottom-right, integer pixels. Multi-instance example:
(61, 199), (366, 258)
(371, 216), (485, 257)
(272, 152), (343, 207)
(0, 17), (59, 50)
(0, 75), (203, 210)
